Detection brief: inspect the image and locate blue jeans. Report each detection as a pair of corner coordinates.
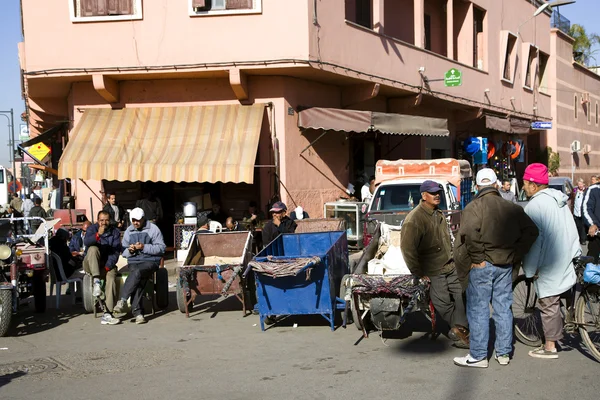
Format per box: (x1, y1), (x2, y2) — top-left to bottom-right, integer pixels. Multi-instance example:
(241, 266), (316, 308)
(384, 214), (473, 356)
(467, 262), (513, 360)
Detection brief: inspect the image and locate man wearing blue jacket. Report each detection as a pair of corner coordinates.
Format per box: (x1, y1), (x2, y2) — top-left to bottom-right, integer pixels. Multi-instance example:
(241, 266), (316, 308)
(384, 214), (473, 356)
(83, 211), (122, 325)
(113, 208), (166, 324)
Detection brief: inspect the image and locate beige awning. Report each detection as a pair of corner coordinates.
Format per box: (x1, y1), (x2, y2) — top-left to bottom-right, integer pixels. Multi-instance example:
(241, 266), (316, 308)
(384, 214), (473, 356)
(59, 104), (265, 183)
(298, 107), (449, 136)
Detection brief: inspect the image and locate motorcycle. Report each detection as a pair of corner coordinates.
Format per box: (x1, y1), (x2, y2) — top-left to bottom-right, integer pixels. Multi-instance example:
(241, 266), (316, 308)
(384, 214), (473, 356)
(0, 217), (57, 337)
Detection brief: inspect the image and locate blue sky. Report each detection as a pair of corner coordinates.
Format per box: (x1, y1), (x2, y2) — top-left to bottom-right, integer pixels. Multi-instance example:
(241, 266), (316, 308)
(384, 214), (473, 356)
(0, 0), (598, 167)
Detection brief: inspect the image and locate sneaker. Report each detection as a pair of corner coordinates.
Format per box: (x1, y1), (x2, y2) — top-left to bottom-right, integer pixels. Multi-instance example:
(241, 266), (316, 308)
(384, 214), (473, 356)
(453, 354), (488, 368)
(135, 315), (147, 324)
(528, 346), (558, 359)
(92, 281), (103, 297)
(495, 354), (510, 365)
(100, 313), (120, 325)
(113, 299), (129, 314)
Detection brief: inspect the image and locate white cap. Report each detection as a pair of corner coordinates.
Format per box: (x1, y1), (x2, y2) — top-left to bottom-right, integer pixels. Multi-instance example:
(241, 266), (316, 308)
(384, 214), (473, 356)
(476, 168), (498, 186)
(295, 206), (304, 220)
(129, 207), (145, 222)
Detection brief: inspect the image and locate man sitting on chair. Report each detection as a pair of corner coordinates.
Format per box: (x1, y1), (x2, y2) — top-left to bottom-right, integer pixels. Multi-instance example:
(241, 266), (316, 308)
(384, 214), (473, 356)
(83, 211), (122, 325)
(113, 208), (166, 324)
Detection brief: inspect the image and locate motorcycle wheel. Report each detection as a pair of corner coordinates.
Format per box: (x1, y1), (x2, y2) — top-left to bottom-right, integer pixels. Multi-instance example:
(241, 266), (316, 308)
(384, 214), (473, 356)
(33, 272), (46, 313)
(0, 289), (12, 337)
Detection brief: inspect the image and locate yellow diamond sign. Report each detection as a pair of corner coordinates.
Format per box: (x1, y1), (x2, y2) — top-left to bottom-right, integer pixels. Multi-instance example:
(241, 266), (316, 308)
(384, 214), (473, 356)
(28, 142), (51, 161)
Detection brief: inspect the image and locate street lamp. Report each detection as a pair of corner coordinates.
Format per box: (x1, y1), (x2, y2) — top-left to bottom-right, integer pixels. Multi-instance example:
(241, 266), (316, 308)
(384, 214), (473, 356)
(518, 0), (577, 38)
(0, 109), (16, 186)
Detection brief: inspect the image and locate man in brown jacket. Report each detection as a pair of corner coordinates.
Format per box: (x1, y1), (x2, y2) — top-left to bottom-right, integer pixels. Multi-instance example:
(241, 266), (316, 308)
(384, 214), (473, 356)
(400, 180), (469, 348)
(453, 169), (538, 368)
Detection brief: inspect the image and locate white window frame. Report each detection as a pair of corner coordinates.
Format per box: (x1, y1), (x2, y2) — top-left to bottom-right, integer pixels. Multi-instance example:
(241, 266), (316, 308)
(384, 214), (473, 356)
(522, 43), (538, 91)
(537, 50), (550, 94)
(189, 0), (262, 17)
(500, 31), (518, 84)
(69, 0), (143, 23)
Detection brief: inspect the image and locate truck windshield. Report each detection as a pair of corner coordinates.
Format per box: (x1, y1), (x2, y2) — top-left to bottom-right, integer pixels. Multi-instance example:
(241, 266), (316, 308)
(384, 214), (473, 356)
(371, 184), (448, 212)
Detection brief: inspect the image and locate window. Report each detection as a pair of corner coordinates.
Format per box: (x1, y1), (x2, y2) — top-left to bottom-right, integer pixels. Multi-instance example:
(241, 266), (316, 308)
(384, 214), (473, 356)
(372, 184), (448, 212)
(191, 0), (262, 16)
(345, 0), (372, 29)
(424, 14), (432, 51)
(538, 51), (549, 94)
(586, 93), (591, 124)
(473, 7), (485, 70)
(596, 102), (599, 125)
(501, 31), (518, 83)
(574, 95), (578, 120)
(71, 0), (142, 21)
(523, 44), (538, 90)
(0, 170), (4, 184)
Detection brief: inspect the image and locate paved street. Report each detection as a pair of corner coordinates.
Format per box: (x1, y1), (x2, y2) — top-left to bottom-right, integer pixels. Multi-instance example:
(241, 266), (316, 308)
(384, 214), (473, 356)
(0, 281), (598, 400)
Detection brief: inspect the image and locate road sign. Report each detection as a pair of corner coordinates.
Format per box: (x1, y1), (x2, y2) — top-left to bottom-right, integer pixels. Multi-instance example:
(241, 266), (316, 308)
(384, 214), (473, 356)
(8, 181), (22, 193)
(19, 124), (29, 140)
(531, 121), (552, 130)
(444, 68), (462, 87)
(28, 142), (51, 161)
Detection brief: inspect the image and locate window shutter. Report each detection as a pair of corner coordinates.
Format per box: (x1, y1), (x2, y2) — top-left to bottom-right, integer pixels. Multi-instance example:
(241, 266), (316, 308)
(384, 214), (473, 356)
(193, 0), (207, 7)
(96, 0), (108, 15)
(118, 0), (133, 15)
(107, 0), (118, 14)
(81, 0), (96, 16)
(226, 0), (253, 10)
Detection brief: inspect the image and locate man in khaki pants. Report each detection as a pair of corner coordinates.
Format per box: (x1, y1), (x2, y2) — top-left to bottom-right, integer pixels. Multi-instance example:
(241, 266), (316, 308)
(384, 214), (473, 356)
(83, 211), (122, 325)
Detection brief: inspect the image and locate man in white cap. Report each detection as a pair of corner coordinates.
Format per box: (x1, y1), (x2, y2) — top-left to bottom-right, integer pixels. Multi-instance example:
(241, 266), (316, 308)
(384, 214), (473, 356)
(453, 168), (538, 368)
(113, 207), (166, 324)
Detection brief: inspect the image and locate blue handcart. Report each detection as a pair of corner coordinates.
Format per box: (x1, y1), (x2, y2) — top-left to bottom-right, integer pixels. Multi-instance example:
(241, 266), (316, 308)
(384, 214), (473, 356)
(249, 231), (349, 331)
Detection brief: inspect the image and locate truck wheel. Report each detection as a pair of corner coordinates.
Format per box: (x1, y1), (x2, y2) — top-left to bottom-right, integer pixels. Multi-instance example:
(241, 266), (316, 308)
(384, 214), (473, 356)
(82, 274), (95, 314)
(32, 272), (46, 313)
(0, 289), (12, 337)
(155, 269), (169, 310)
(176, 279), (192, 314)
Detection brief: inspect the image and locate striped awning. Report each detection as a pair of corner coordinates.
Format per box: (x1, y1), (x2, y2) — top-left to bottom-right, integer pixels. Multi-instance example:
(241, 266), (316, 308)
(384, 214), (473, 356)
(58, 104), (265, 183)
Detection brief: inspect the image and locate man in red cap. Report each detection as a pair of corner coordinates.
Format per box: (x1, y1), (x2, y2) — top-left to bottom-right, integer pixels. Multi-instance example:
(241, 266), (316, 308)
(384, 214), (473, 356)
(261, 201), (297, 247)
(401, 180), (469, 348)
(521, 163), (579, 359)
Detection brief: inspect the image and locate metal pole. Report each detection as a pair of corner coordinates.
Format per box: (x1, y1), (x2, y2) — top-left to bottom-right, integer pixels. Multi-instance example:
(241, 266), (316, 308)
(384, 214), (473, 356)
(10, 109), (16, 193)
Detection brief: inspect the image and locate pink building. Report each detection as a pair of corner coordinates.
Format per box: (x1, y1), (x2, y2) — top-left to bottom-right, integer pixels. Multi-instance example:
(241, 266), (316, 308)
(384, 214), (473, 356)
(20, 0), (581, 242)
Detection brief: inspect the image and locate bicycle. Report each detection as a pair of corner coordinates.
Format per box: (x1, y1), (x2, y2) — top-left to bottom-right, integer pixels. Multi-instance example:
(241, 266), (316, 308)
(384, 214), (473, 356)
(512, 255), (600, 362)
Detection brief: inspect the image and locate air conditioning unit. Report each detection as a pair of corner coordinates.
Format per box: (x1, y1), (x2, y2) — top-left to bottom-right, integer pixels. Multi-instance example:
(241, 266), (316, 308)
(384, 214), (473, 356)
(583, 144), (592, 154)
(571, 140), (582, 153)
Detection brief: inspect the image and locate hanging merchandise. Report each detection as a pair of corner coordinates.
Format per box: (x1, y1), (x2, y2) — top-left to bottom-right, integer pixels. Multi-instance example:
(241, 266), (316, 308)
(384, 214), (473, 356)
(502, 141), (517, 158)
(463, 137), (482, 156)
(515, 139), (526, 162)
(487, 141), (496, 160)
(473, 137), (488, 165)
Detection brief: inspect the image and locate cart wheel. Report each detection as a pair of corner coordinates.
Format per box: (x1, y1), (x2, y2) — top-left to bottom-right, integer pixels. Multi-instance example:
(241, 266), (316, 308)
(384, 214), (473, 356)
(82, 274), (95, 314)
(176, 279), (192, 314)
(32, 272), (46, 313)
(0, 289), (12, 337)
(155, 268), (169, 310)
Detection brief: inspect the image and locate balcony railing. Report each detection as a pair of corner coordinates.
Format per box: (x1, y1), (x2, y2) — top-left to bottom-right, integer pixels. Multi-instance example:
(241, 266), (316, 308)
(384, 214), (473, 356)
(551, 11), (571, 35)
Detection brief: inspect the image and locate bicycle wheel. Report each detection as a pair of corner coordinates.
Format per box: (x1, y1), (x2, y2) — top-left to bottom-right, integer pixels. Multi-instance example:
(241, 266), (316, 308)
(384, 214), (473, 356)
(512, 275), (543, 347)
(575, 287), (600, 363)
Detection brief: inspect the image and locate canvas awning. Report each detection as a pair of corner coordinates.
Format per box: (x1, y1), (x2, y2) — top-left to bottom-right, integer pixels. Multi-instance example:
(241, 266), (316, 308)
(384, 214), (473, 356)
(58, 104), (265, 183)
(485, 115), (532, 135)
(298, 107), (449, 136)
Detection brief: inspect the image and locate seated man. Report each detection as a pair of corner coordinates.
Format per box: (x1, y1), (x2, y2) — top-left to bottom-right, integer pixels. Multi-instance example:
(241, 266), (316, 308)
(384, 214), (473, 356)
(83, 211), (122, 325)
(113, 208), (166, 324)
(225, 217), (244, 231)
(70, 220), (92, 266)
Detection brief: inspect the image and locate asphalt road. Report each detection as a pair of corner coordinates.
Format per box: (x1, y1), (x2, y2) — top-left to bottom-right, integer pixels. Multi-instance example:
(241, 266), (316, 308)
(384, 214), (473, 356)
(0, 286), (599, 400)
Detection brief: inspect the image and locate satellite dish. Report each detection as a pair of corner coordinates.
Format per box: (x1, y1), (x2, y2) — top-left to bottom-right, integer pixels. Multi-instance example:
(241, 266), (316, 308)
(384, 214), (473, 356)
(570, 140), (582, 153)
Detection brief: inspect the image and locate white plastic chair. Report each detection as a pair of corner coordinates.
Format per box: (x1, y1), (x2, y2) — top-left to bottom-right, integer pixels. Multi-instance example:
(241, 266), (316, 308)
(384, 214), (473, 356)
(209, 221), (223, 233)
(49, 252), (84, 309)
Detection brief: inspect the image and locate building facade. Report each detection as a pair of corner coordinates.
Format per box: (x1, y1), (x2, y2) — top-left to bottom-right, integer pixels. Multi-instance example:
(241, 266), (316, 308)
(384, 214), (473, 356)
(20, 0), (575, 233)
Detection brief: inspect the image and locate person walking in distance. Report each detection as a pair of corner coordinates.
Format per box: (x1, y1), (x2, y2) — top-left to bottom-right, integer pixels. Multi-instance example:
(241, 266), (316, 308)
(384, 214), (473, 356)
(498, 179), (517, 203)
(453, 169), (538, 368)
(400, 180), (470, 349)
(522, 163), (580, 359)
(583, 175), (600, 260)
(573, 178), (587, 245)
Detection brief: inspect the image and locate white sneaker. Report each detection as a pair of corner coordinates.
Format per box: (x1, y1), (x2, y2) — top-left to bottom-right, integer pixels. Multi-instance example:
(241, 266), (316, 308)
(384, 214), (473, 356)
(92, 281), (103, 297)
(113, 299), (129, 314)
(135, 315), (147, 325)
(495, 354), (510, 365)
(453, 354), (488, 368)
(100, 313), (120, 325)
